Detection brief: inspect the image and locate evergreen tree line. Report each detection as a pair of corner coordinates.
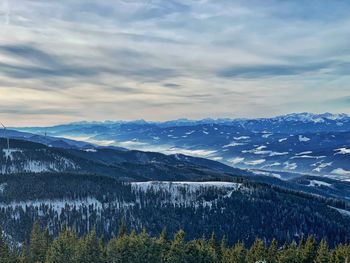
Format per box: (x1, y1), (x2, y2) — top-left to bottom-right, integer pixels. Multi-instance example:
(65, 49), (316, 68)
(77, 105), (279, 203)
(1, 222), (350, 263)
(2, 173), (350, 246)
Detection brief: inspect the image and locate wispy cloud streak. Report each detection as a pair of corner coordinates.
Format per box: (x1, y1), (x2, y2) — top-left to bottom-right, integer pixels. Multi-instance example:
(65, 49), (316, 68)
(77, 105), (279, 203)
(0, 0), (349, 126)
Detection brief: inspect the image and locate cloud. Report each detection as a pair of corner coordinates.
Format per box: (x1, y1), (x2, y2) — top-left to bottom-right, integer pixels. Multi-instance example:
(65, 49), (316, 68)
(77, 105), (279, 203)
(0, 44), (61, 67)
(0, 0), (350, 126)
(163, 83), (181, 88)
(217, 61), (332, 78)
(0, 43), (177, 82)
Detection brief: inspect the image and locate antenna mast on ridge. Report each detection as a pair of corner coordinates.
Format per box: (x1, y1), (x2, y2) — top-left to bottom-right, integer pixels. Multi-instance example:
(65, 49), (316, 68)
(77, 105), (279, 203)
(0, 123), (9, 150)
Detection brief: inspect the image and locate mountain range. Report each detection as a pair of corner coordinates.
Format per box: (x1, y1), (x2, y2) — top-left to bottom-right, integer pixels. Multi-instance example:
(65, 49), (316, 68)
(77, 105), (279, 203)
(15, 112), (350, 180)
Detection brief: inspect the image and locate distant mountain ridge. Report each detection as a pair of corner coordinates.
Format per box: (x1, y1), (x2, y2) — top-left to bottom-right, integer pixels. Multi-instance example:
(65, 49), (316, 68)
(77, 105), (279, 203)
(14, 112), (350, 180)
(15, 112), (350, 128)
(66, 112), (350, 125)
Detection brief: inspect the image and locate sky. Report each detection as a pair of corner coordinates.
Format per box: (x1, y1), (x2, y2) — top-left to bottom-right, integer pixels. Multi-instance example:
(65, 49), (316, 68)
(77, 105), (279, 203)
(0, 0), (349, 126)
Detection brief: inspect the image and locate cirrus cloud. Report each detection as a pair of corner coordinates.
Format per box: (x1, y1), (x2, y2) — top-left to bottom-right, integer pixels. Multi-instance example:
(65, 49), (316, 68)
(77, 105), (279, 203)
(0, 0), (350, 126)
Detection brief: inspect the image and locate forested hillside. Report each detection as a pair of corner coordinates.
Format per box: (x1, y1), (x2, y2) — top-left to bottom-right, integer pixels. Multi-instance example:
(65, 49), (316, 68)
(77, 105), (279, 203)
(0, 138), (236, 181)
(0, 173), (350, 246)
(0, 222), (349, 263)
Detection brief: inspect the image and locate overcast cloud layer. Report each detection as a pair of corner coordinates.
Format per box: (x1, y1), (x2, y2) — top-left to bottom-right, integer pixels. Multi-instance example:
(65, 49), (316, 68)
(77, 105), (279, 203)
(0, 0), (349, 126)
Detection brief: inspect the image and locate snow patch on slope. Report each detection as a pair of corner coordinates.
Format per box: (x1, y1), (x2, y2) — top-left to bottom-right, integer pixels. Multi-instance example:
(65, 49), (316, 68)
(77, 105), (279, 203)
(3, 149), (23, 161)
(334, 148), (350, 155)
(131, 181), (245, 208)
(228, 157), (245, 165)
(245, 159), (266, 166)
(298, 135), (310, 142)
(308, 180), (332, 187)
(332, 168), (350, 176)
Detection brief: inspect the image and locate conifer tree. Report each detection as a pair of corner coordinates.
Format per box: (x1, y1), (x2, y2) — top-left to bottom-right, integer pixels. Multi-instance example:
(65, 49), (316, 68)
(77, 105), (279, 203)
(267, 239), (278, 263)
(224, 241), (246, 263)
(247, 238), (267, 263)
(106, 232), (130, 262)
(45, 227), (77, 263)
(277, 242), (299, 263)
(330, 244), (348, 263)
(2, 223), (350, 263)
(17, 245), (29, 263)
(300, 235), (317, 263)
(208, 232), (219, 255)
(315, 239), (329, 263)
(29, 221), (46, 263)
(157, 228), (170, 263)
(117, 220), (127, 238)
(0, 227), (11, 263)
(165, 230), (186, 263)
(75, 228), (103, 263)
(185, 238), (218, 263)
(218, 236), (228, 263)
(139, 228), (161, 263)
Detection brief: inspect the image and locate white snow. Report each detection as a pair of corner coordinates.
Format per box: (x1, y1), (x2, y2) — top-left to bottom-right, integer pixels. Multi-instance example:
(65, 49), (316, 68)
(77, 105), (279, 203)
(262, 162), (281, 168)
(84, 149), (97, 153)
(0, 152), (79, 174)
(312, 162), (332, 173)
(185, 130), (195, 135)
(329, 207), (350, 217)
(228, 157), (245, 165)
(284, 162), (297, 170)
(131, 181), (245, 208)
(308, 180), (332, 187)
(268, 151), (289, 156)
(234, 136), (250, 140)
(244, 159), (266, 165)
(291, 155), (325, 159)
(165, 148), (216, 158)
(0, 197), (104, 214)
(334, 148), (350, 155)
(242, 146), (266, 154)
(2, 149), (23, 161)
(242, 146), (288, 156)
(296, 151), (313, 155)
(252, 170), (281, 179)
(0, 182), (245, 215)
(0, 183), (7, 193)
(281, 113), (349, 123)
(120, 140), (148, 147)
(132, 181), (241, 190)
(223, 142), (245, 148)
(298, 135), (310, 142)
(331, 168), (350, 176)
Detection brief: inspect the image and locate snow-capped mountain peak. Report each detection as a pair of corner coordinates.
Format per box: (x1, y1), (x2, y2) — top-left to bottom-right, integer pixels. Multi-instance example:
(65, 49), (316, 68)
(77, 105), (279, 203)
(275, 112), (349, 123)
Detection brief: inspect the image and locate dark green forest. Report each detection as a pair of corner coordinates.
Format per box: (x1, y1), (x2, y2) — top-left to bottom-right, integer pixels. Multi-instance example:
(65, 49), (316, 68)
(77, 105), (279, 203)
(0, 222), (349, 263)
(1, 163), (350, 262)
(1, 173), (350, 246)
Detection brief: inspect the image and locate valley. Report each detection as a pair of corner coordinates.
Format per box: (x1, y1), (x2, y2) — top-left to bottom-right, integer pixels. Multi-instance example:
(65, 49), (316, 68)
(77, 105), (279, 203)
(16, 113), (350, 180)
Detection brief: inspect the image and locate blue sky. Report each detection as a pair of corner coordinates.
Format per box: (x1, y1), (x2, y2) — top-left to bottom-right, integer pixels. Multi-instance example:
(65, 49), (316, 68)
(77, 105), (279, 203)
(0, 0), (349, 126)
